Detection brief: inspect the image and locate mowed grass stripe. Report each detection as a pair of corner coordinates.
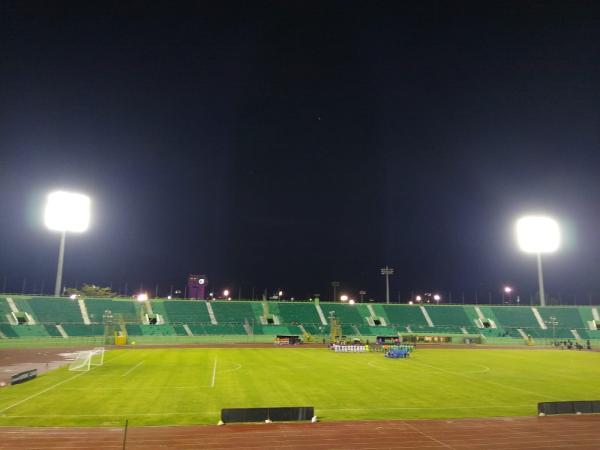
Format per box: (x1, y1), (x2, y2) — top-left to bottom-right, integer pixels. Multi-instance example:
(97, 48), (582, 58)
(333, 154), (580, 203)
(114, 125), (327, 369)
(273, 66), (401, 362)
(0, 348), (599, 427)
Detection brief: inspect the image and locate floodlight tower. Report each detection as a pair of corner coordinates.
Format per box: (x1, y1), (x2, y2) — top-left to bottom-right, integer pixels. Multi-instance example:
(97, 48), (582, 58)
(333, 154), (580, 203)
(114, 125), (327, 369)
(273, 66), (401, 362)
(380, 266), (394, 304)
(516, 216), (560, 307)
(330, 281), (340, 302)
(44, 191), (91, 297)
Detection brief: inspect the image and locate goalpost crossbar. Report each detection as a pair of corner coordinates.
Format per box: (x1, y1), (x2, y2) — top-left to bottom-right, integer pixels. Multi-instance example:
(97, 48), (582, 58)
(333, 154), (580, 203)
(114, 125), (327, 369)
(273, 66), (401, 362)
(69, 347), (105, 372)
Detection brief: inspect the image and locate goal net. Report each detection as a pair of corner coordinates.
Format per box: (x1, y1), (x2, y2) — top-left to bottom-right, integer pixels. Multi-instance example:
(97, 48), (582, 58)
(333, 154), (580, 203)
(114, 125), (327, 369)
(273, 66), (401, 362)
(69, 347), (105, 372)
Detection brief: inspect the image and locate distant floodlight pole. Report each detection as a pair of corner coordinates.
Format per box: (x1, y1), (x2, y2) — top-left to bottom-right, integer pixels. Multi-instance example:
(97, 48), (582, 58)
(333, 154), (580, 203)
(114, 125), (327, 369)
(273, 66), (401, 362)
(54, 230), (67, 297)
(516, 216), (560, 307)
(44, 191), (91, 297)
(380, 266), (394, 304)
(330, 281), (340, 302)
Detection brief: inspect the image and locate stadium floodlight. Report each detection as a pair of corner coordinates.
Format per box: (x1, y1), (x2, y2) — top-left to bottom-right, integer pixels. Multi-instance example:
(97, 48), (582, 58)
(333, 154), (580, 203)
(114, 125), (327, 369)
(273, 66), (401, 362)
(433, 294), (441, 303)
(504, 286), (513, 294)
(223, 289), (230, 297)
(380, 266), (394, 304)
(44, 191), (91, 297)
(415, 295), (422, 302)
(349, 299), (355, 305)
(137, 293), (148, 302)
(340, 294), (349, 302)
(516, 215), (560, 307)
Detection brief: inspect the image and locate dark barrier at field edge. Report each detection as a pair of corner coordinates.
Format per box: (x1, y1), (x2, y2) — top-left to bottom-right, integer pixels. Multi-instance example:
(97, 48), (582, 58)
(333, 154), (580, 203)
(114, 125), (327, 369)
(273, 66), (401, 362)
(221, 407), (314, 423)
(11, 369), (37, 385)
(538, 400), (600, 415)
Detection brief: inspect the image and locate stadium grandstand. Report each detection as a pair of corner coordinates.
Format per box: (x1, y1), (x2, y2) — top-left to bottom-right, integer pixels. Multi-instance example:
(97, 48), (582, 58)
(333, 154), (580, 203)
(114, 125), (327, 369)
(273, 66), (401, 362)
(0, 296), (599, 346)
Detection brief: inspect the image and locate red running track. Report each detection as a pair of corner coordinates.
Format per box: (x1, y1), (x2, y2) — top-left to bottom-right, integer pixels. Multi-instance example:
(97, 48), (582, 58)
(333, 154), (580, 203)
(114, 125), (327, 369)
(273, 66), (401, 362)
(1, 415), (600, 449)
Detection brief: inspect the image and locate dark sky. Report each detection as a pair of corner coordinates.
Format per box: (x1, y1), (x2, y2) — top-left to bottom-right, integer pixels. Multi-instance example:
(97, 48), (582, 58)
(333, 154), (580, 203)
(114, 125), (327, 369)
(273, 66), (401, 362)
(2, 1), (600, 301)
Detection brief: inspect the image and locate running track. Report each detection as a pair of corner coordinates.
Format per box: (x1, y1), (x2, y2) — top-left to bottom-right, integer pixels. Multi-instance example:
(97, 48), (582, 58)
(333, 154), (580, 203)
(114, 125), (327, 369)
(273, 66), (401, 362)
(1, 415), (599, 449)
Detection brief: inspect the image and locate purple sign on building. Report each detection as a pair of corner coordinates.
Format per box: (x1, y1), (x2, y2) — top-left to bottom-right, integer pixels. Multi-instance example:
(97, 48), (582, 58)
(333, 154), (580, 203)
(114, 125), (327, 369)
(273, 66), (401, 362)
(187, 274), (207, 300)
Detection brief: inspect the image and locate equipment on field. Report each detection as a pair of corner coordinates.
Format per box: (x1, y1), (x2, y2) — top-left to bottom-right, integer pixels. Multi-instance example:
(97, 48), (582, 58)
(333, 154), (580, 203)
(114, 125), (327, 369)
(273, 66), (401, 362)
(274, 335), (302, 345)
(69, 347), (105, 371)
(221, 406), (314, 424)
(328, 311), (341, 343)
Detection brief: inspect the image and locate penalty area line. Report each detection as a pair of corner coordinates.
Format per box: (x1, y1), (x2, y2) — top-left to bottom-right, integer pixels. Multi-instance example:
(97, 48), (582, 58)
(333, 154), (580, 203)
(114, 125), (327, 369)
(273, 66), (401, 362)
(0, 352), (128, 414)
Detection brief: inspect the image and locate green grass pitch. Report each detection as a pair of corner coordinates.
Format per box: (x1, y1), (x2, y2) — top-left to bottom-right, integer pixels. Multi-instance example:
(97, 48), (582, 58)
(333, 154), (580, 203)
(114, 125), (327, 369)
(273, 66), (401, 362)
(1, 347), (600, 427)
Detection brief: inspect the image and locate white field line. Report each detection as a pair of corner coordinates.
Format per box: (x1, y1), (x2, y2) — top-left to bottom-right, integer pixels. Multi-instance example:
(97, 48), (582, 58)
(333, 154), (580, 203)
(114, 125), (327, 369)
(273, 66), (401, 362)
(367, 359), (490, 374)
(211, 357), (217, 388)
(121, 360), (145, 377)
(411, 359), (563, 401)
(0, 371), (88, 414)
(0, 352), (127, 414)
(217, 362), (242, 374)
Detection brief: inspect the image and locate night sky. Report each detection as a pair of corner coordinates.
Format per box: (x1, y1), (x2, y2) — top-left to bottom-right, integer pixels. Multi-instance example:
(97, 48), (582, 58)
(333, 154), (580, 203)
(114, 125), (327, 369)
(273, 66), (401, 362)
(2, 2), (600, 302)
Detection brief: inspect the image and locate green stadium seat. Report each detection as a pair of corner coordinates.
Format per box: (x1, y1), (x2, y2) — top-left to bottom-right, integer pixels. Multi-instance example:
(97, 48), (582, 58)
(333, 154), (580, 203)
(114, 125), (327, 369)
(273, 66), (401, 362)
(425, 306), (472, 328)
(163, 301), (211, 324)
(277, 302), (322, 325)
(0, 324), (18, 337)
(0, 299), (13, 323)
(85, 299), (139, 323)
(25, 298), (84, 324)
(211, 301), (258, 325)
(62, 324), (104, 336)
(44, 324), (63, 337)
(492, 306), (541, 330)
(319, 303), (367, 325)
(382, 305), (430, 328)
(11, 324), (50, 337)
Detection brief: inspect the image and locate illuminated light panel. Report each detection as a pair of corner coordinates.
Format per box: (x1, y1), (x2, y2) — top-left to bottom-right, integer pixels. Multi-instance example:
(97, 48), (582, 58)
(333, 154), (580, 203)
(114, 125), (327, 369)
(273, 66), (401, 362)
(44, 191), (90, 232)
(516, 216), (560, 253)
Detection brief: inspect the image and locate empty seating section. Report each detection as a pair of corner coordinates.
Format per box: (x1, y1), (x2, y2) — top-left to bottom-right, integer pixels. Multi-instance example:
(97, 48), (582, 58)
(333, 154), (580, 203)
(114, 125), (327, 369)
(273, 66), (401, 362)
(211, 302), (257, 324)
(321, 303), (366, 325)
(27, 298), (83, 324)
(163, 301), (211, 324)
(383, 305), (429, 330)
(492, 306), (541, 330)
(62, 324), (104, 336)
(11, 325), (49, 337)
(301, 324), (329, 335)
(85, 299), (138, 323)
(0, 324), (18, 337)
(172, 325), (188, 336)
(277, 302), (322, 326)
(254, 325), (301, 335)
(188, 324), (247, 335)
(341, 324), (358, 335)
(126, 324), (143, 336)
(3, 298), (600, 342)
(425, 306), (472, 328)
(536, 307), (587, 331)
(44, 325), (62, 337)
(0, 299), (12, 323)
(139, 325), (177, 336)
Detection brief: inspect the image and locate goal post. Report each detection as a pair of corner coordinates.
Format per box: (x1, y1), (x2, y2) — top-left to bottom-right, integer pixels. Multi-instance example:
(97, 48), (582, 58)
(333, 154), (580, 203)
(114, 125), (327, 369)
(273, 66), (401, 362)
(90, 347), (105, 366)
(69, 347), (105, 372)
